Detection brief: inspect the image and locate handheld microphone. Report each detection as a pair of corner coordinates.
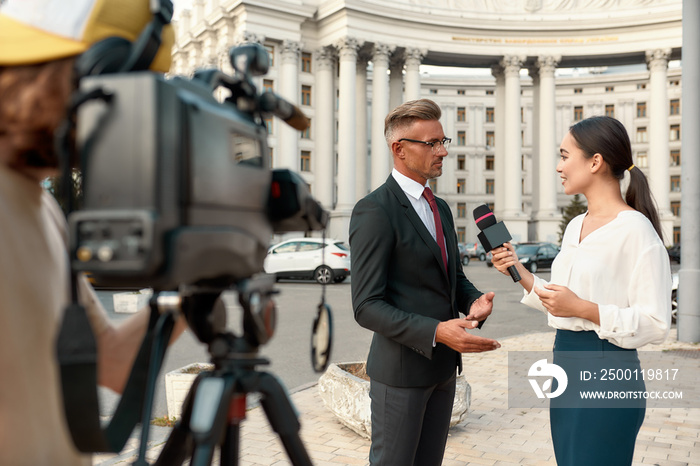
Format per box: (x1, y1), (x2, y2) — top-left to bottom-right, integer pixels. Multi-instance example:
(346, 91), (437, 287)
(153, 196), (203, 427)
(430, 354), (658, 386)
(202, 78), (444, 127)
(473, 204), (521, 282)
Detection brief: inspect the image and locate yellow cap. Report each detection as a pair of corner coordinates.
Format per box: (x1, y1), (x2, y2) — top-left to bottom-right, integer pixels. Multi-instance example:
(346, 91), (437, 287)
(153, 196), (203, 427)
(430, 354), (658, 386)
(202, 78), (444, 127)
(0, 0), (173, 72)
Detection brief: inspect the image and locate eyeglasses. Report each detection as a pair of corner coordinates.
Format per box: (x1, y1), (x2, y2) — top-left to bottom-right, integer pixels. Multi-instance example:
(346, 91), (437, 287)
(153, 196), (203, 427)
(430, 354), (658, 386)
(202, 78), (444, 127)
(398, 137), (451, 154)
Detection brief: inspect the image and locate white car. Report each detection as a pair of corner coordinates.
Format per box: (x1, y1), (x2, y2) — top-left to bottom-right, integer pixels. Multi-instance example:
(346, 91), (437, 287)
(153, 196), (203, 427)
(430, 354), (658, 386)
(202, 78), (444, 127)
(264, 238), (351, 284)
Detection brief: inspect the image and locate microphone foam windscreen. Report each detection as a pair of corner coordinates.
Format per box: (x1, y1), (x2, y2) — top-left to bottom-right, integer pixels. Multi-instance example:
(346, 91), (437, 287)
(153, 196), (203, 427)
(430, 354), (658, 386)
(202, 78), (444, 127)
(473, 204), (496, 230)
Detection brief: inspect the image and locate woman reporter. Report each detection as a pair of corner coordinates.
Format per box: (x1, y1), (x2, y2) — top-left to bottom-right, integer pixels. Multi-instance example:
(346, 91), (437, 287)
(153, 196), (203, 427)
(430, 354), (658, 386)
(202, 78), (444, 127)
(491, 116), (671, 466)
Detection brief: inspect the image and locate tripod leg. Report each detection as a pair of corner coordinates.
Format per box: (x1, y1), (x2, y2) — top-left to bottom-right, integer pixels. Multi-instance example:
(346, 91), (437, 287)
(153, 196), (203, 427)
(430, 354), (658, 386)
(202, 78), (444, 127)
(252, 372), (313, 466)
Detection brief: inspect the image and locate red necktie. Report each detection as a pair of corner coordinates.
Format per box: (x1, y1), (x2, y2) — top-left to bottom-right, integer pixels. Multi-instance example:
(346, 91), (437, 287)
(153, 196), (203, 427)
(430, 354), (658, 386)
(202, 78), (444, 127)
(422, 187), (448, 275)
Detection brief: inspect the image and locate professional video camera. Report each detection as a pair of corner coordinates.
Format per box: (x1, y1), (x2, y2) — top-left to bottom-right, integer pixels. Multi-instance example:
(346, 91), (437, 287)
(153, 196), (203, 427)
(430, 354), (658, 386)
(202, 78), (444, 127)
(57, 42), (332, 464)
(68, 43), (327, 291)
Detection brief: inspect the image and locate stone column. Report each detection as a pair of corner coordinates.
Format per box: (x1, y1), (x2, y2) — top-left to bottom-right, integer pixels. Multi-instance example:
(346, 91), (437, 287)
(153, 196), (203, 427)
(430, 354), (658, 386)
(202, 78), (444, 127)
(491, 64), (506, 219)
(646, 48), (674, 245)
(404, 48), (425, 101)
(332, 38), (359, 241)
(277, 40), (301, 170)
(370, 43), (393, 190)
(500, 55), (528, 241)
(389, 52), (404, 109)
(356, 52), (371, 199)
(528, 66), (541, 240)
(534, 55), (562, 243)
(679, 0), (700, 342)
(313, 47), (335, 210)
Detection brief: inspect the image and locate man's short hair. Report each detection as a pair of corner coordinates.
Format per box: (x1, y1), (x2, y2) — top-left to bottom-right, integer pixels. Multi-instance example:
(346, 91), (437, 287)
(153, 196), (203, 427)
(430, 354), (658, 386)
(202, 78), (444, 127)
(384, 99), (442, 144)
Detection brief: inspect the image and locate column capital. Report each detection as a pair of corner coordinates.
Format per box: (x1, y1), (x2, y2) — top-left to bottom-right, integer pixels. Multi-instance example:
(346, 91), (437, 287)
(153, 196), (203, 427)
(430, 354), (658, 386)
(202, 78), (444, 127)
(646, 48), (672, 71)
(500, 55), (526, 77)
(405, 47), (427, 65)
(390, 50), (405, 72)
(314, 46), (335, 71)
(235, 31), (265, 45)
(536, 55), (561, 76)
(491, 63), (504, 79)
(372, 43), (395, 64)
(336, 37), (360, 60)
(281, 40), (302, 64)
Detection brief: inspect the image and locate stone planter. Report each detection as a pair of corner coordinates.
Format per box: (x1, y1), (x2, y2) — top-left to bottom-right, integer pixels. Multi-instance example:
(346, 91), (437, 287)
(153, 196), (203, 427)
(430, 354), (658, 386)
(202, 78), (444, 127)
(318, 362), (471, 439)
(164, 363), (214, 419)
(113, 288), (153, 314)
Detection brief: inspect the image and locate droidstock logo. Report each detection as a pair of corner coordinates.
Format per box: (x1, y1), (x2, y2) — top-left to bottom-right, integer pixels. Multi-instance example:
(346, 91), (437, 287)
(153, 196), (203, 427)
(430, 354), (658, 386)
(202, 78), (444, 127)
(528, 359), (568, 399)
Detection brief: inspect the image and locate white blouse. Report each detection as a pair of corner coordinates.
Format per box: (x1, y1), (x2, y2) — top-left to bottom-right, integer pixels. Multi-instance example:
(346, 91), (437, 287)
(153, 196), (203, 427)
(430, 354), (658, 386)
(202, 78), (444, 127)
(521, 210), (671, 349)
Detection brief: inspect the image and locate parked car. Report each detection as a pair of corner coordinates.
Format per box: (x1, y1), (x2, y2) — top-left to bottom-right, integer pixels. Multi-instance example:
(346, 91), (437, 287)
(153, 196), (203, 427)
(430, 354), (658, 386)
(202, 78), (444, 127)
(463, 241), (486, 261)
(668, 244), (681, 263)
(457, 243), (470, 266)
(515, 242), (560, 273)
(263, 237), (350, 284)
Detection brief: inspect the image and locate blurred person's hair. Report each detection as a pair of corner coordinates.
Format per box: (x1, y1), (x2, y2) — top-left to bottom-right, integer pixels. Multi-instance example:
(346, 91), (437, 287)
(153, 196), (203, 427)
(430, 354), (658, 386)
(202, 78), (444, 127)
(0, 58), (75, 169)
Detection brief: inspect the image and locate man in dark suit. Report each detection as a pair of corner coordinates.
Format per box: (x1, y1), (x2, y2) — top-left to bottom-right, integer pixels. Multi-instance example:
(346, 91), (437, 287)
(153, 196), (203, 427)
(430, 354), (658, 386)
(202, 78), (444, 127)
(350, 99), (501, 466)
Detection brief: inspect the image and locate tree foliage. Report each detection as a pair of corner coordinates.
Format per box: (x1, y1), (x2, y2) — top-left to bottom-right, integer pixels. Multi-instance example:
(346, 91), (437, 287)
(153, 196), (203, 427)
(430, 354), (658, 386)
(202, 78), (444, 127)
(558, 194), (587, 243)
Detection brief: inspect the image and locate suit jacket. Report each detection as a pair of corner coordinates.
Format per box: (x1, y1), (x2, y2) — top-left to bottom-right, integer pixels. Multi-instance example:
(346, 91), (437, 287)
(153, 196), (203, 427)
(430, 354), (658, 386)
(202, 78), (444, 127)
(349, 174), (483, 388)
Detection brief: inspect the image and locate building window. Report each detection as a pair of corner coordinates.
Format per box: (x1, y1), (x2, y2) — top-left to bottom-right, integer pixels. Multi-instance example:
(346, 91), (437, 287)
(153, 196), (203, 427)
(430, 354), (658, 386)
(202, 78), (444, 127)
(429, 89), (438, 94)
(458, 131), (466, 146)
(670, 99), (680, 115)
(486, 131), (495, 147)
(637, 83), (646, 90)
(301, 85), (312, 106)
(605, 104), (615, 118)
(301, 120), (311, 139)
(301, 52), (312, 73)
(670, 149), (681, 166)
(637, 102), (647, 118)
(457, 154), (465, 170)
(485, 179), (494, 194)
(457, 203), (466, 218)
(264, 44), (275, 65)
(673, 226), (681, 244)
(636, 127), (648, 143)
(670, 124), (680, 141)
(457, 227), (466, 243)
(669, 80), (680, 87)
(263, 79), (274, 92)
(574, 88), (583, 94)
(521, 107), (524, 123)
(429, 179), (437, 193)
(574, 106), (583, 121)
(605, 86), (614, 92)
(485, 90), (494, 95)
(300, 151), (311, 172)
(264, 117), (273, 134)
(671, 175), (681, 192)
(485, 107), (494, 122)
(485, 155), (494, 171)
(457, 89), (466, 95)
(457, 178), (465, 194)
(636, 151), (648, 168)
(457, 107), (466, 122)
(671, 201), (681, 217)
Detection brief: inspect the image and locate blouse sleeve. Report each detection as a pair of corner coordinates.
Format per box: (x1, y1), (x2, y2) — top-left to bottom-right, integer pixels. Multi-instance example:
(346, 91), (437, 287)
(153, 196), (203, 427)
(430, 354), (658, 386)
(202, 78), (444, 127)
(520, 274), (550, 314)
(596, 243), (671, 349)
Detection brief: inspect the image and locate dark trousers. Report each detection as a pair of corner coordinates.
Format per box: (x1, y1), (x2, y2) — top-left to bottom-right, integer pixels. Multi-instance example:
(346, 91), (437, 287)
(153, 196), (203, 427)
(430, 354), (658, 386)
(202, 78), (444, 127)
(368, 375), (456, 466)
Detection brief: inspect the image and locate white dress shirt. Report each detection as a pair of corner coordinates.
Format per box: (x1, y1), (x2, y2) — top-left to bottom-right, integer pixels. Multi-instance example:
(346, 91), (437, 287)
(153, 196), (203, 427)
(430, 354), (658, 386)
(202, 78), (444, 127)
(521, 210), (671, 349)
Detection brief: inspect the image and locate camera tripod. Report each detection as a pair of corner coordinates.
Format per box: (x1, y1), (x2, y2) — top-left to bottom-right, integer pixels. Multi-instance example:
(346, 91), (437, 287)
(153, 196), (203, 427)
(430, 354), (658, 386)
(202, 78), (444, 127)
(136, 277), (316, 466)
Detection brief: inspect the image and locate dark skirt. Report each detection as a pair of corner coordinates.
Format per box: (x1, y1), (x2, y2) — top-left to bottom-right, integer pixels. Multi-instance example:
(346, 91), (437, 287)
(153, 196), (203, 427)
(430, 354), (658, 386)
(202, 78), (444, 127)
(550, 330), (646, 466)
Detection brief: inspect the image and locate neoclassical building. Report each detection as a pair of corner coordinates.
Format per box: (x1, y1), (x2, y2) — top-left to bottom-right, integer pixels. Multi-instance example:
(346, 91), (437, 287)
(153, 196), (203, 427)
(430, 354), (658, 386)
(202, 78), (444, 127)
(171, 0), (682, 245)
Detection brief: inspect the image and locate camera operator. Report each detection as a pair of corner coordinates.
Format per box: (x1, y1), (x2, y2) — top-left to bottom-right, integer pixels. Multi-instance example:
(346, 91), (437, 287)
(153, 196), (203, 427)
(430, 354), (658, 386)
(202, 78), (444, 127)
(0, 1), (187, 464)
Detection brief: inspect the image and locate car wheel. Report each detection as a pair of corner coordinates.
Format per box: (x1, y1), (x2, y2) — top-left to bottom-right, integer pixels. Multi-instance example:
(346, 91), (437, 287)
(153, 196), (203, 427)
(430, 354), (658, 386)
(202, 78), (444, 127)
(314, 265), (333, 284)
(529, 262), (538, 273)
(478, 253), (486, 262)
(462, 255), (470, 266)
(671, 289), (677, 323)
(333, 275), (347, 283)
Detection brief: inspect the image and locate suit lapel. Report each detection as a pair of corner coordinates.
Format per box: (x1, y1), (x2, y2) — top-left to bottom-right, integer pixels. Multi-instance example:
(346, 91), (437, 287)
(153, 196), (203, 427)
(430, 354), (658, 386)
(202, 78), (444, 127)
(386, 176), (450, 283)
